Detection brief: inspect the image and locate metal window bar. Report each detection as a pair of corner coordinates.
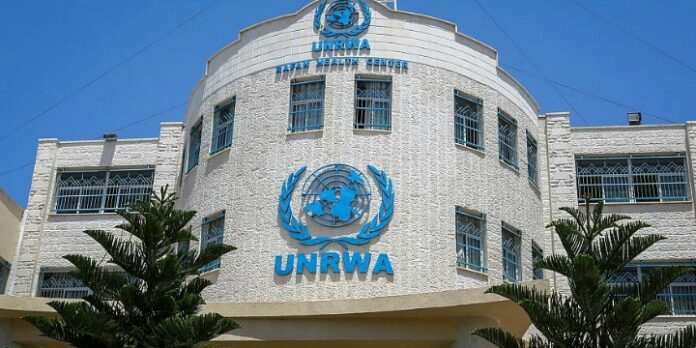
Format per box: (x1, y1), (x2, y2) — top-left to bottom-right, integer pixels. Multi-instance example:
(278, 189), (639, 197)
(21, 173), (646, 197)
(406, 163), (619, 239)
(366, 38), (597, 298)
(289, 78), (325, 133)
(502, 224), (522, 282)
(211, 100), (235, 154)
(498, 110), (518, 168)
(576, 156), (690, 203)
(37, 271), (91, 299)
(54, 169), (154, 214)
(455, 207), (487, 273)
(187, 120), (202, 172)
(354, 77), (392, 131)
(454, 91), (484, 149)
(199, 213), (225, 273)
(532, 242), (543, 280)
(527, 132), (539, 187)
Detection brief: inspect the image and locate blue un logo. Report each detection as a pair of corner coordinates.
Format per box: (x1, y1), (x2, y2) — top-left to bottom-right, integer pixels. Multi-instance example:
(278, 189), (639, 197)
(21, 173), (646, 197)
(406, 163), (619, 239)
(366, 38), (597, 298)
(326, 1), (359, 30)
(301, 164), (371, 227)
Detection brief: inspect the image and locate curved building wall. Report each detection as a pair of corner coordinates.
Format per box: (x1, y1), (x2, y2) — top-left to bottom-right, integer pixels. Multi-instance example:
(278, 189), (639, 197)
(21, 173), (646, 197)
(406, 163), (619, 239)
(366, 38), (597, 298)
(178, 0), (544, 303)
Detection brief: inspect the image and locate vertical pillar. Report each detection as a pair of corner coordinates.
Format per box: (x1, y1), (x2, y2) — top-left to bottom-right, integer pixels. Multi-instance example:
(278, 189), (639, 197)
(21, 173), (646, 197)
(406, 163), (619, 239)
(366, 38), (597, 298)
(153, 122), (186, 192)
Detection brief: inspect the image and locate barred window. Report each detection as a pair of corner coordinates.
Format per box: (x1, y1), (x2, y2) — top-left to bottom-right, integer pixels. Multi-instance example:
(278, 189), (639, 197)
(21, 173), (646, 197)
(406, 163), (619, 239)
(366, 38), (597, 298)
(532, 242), (543, 280)
(37, 270), (91, 299)
(455, 207), (487, 273)
(199, 212), (225, 273)
(502, 223), (522, 282)
(187, 120), (202, 172)
(354, 76), (392, 131)
(576, 156), (690, 203)
(527, 131), (539, 187)
(211, 99), (235, 154)
(608, 264), (696, 315)
(454, 90), (484, 149)
(53, 169), (154, 214)
(498, 109), (518, 168)
(289, 77), (325, 133)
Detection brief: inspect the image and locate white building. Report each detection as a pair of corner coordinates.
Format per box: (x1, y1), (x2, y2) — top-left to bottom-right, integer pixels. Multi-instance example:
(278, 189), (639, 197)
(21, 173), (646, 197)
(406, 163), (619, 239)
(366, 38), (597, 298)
(1, 1), (694, 346)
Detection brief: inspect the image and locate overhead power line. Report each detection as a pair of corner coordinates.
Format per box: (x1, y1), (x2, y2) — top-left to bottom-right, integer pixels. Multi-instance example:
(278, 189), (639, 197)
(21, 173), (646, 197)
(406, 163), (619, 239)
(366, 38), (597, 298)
(471, 0), (590, 126)
(567, 0), (696, 76)
(0, 0), (216, 145)
(501, 63), (678, 124)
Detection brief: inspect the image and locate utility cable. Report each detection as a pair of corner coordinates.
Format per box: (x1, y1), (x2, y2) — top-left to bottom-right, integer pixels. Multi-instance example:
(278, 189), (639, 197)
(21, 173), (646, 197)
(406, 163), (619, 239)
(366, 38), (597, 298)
(471, 0), (591, 126)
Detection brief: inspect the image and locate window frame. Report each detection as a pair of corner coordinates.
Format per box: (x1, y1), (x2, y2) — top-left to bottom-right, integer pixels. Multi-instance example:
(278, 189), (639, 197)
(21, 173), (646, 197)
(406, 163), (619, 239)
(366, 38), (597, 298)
(498, 109), (518, 169)
(501, 222), (522, 283)
(211, 98), (235, 155)
(289, 76), (326, 133)
(199, 211), (226, 273)
(527, 130), (539, 187)
(454, 90), (484, 150)
(186, 118), (203, 173)
(532, 241), (544, 280)
(455, 207), (487, 273)
(354, 76), (393, 131)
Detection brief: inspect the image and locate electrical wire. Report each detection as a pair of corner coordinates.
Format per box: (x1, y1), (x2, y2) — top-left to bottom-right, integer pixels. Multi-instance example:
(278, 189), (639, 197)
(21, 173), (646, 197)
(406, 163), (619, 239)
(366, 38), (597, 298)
(471, 0), (591, 126)
(0, 0), (216, 145)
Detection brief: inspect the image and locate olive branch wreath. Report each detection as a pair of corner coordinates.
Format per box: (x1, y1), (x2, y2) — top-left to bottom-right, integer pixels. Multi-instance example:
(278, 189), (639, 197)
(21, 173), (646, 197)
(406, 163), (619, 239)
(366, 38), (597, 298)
(278, 165), (394, 250)
(313, 0), (372, 38)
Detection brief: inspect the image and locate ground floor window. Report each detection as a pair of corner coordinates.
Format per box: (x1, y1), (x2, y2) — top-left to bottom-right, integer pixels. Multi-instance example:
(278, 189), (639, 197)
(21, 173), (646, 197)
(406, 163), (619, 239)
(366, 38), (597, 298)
(455, 207), (487, 273)
(502, 223), (522, 282)
(532, 242), (543, 280)
(199, 211), (226, 273)
(37, 270), (91, 299)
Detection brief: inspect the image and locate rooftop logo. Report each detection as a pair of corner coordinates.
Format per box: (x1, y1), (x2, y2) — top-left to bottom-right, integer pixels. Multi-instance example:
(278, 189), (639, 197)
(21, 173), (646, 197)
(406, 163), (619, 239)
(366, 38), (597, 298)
(312, 0), (372, 53)
(275, 164), (394, 276)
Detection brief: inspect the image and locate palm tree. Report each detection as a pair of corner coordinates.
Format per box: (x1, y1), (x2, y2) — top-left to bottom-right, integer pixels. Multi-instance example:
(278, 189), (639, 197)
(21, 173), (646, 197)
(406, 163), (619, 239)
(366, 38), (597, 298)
(474, 200), (696, 347)
(25, 187), (239, 347)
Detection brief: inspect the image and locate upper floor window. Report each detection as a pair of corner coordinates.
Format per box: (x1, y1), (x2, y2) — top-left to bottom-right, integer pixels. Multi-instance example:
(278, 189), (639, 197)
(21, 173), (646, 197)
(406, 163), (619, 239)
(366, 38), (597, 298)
(502, 223), (522, 282)
(498, 109), (518, 168)
(576, 155), (690, 203)
(454, 90), (484, 149)
(455, 207), (487, 273)
(532, 241), (544, 280)
(199, 211), (225, 273)
(354, 76), (392, 131)
(53, 169), (154, 214)
(527, 131), (539, 187)
(37, 270), (91, 299)
(211, 99), (235, 154)
(608, 264), (696, 315)
(289, 77), (325, 133)
(187, 120), (202, 172)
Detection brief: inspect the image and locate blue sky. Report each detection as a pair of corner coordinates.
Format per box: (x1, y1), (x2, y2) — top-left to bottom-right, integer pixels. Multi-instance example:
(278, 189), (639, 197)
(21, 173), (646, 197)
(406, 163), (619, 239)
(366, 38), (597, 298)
(1, 0), (695, 206)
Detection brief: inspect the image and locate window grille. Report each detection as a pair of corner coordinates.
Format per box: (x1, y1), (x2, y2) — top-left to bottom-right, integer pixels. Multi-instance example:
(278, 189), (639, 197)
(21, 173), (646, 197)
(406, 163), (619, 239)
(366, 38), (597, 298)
(532, 242), (543, 280)
(455, 207), (487, 273)
(211, 99), (235, 154)
(187, 120), (202, 172)
(454, 90), (484, 149)
(289, 77), (325, 133)
(502, 223), (522, 282)
(527, 131), (539, 187)
(0, 259), (10, 294)
(37, 270), (91, 299)
(199, 212), (225, 273)
(53, 169), (154, 214)
(498, 109), (518, 168)
(608, 264), (696, 315)
(354, 77), (392, 130)
(576, 156), (690, 203)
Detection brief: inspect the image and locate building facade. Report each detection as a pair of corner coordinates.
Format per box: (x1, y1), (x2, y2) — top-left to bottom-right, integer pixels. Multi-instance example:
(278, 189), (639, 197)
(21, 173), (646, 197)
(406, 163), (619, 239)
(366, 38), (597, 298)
(1, 1), (694, 347)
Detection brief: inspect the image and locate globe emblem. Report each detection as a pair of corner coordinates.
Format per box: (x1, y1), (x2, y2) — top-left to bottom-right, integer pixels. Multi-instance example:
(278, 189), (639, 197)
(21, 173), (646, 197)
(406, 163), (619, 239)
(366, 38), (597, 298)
(301, 164), (371, 227)
(325, 0), (359, 30)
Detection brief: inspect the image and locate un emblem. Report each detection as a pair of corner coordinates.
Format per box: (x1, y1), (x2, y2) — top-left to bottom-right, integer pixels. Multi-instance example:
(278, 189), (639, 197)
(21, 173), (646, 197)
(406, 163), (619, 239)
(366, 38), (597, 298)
(278, 164), (394, 250)
(314, 0), (372, 38)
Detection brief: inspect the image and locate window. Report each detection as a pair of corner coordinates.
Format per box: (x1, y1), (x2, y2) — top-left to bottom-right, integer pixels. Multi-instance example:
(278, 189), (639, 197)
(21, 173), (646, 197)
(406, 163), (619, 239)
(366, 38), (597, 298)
(454, 90), (484, 149)
(576, 156), (690, 203)
(502, 223), (522, 282)
(211, 99), (235, 154)
(38, 270), (91, 299)
(289, 77), (325, 133)
(455, 207), (487, 273)
(498, 109), (518, 168)
(527, 131), (539, 187)
(53, 169), (154, 214)
(199, 212), (225, 273)
(532, 242), (543, 280)
(0, 258), (10, 294)
(187, 120), (202, 172)
(608, 264), (696, 315)
(354, 76), (392, 130)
